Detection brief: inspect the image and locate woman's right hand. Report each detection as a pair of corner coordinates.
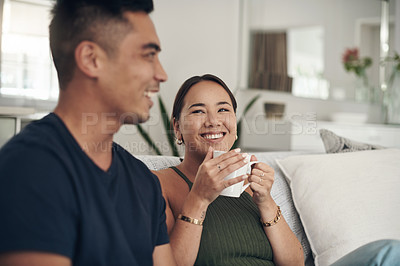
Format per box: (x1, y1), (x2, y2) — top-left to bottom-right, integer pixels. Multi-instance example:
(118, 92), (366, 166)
(190, 146), (249, 205)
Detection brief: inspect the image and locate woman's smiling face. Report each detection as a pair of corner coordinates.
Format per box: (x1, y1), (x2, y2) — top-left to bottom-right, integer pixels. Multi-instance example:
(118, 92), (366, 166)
(175, 80), (237, 156)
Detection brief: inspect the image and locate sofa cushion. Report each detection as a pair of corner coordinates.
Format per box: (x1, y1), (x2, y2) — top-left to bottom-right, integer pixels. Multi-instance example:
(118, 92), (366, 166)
(276, 149), (400, 266)
(319, 128), (384, 153)
(136, 155), (181, 171)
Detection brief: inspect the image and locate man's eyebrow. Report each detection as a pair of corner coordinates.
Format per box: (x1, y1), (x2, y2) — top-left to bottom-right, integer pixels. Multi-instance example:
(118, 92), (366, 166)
(143, 43), (161, 52)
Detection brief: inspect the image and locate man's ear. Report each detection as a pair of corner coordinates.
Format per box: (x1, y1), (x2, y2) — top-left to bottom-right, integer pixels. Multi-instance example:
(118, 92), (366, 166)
(74, 41), (106, 78)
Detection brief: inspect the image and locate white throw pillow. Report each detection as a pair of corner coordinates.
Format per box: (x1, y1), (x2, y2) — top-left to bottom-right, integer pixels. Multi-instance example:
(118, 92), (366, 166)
(319, 128), (384, 153)
(276, 149), (400, 266)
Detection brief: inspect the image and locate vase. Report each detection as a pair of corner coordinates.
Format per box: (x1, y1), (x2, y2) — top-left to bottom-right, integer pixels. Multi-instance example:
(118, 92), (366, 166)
(354, 74), (376, 103)
(383, 68), (400, 124)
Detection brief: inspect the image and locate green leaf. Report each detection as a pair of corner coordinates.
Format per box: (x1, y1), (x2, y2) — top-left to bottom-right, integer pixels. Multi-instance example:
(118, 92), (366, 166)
(242, 94), (261, 116)
(232, 120), (242, 149)
(232, 94), (261, 149)
(158, 95), (180, 157)
(136, 124), (162, 155)
(364, 57), (372, 67)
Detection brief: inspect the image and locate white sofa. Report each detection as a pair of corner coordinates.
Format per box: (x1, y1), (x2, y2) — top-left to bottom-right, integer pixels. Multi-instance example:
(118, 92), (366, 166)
(138, 148), (400, 266)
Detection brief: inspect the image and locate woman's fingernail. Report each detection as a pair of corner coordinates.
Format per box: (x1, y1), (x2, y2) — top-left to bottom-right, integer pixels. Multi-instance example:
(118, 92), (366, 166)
(242, 153), (248, 158)
(242, 175), (248, 179)
(234, 148), (241, 152)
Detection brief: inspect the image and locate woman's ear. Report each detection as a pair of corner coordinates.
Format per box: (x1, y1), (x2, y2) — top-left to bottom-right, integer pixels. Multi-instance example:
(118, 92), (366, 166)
(173, 117), (182, 141)
(74, 41), (106, 78)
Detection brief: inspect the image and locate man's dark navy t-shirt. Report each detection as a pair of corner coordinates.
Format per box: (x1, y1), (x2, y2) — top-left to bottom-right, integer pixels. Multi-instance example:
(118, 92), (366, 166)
(0, 113), (169, 265)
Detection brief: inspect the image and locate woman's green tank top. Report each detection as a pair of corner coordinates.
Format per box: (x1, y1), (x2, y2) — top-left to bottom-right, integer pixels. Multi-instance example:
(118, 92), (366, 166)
(170, 166), (274, 266)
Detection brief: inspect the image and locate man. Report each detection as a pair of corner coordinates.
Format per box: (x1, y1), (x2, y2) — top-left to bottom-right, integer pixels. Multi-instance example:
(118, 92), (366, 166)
(0, 0), (176, 265)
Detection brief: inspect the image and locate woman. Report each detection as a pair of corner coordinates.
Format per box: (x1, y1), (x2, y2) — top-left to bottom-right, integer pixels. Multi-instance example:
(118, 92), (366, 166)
(154, 74), (304, 266)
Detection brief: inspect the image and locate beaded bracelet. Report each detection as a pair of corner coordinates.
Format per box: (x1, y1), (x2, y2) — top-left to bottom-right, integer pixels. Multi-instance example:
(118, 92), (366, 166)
(260, 206), (281, 227)
(177, 214), (204, 226)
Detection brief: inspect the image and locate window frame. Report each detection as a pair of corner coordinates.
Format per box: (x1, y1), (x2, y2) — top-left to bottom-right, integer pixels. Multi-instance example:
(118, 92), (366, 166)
(0, 0), (57, 111)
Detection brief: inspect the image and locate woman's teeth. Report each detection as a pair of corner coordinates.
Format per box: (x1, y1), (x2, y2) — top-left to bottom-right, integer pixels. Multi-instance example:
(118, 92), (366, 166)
(203, 133), (223, 139)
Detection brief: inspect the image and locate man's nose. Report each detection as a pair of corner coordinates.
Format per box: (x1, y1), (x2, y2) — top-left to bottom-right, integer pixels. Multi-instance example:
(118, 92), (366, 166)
(155, 58), (168, 82)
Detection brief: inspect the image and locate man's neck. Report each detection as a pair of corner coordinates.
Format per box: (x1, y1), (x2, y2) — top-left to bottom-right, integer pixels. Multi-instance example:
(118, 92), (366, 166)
(54, 104), (121, 172)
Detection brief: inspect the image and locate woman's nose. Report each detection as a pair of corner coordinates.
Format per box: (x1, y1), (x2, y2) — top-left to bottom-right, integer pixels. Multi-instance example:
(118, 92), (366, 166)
(204, 112), (221, 127)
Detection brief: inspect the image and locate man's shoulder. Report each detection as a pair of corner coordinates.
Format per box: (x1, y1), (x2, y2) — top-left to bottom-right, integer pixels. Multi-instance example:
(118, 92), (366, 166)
(113, 142), (150, 170)
(112, 144), (162, 190)
(1, 113), (64, 151)
(0, 113), (76, 176)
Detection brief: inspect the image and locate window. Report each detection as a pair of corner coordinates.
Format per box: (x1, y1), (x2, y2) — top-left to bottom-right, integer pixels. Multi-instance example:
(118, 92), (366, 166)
(0, 116), (16, 146)
(287, 26), (328, 99)
(0, 0), (58, 101)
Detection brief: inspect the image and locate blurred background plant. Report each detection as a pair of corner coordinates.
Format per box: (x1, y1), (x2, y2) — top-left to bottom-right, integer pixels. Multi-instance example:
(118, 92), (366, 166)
(232, 94), (260, 149)
(381, 51), (400, 124)
(342, 47), (372, 77)
(385, 51), (400, 87)
(137, 94), (260, 156)
(136, 95), (178, 156)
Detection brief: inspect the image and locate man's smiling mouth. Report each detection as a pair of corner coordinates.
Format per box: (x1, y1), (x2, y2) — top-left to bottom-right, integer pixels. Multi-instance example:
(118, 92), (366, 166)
(144, 91), (158, 98)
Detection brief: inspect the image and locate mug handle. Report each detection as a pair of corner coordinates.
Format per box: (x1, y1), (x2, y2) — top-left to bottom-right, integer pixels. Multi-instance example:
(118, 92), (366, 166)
(246, 160), (259, 175)
(241, 160), (259, 194)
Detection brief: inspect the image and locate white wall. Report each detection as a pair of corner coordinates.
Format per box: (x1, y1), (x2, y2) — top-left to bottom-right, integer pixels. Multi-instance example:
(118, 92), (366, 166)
(114, 0), (241, 155)
(152, 0), (240, 103)
(114, 0), (398, 156)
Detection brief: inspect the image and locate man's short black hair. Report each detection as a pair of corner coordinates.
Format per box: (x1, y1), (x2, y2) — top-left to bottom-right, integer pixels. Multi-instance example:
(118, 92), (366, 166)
(55, 0), (153, 14)
(49, 0), (154, 89)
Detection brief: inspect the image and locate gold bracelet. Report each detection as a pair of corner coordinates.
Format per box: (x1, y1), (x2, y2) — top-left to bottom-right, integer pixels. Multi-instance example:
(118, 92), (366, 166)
(177, 214), (204, 226)
(260, 206), (281, 227)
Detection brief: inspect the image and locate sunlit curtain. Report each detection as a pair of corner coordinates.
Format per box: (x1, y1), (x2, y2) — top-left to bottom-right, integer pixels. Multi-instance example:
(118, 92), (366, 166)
(249, 32), (292, 92)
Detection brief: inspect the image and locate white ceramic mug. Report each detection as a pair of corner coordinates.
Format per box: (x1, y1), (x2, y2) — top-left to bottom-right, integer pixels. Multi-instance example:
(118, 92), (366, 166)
(213, 150), (259, 197)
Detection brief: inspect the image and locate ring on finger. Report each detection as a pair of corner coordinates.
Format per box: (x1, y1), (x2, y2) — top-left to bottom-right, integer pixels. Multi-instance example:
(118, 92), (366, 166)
(260, 172), (265, 177)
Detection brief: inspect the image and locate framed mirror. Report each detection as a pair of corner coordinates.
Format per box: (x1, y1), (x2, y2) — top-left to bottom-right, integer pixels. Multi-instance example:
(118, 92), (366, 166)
(241, 0), (398, 102)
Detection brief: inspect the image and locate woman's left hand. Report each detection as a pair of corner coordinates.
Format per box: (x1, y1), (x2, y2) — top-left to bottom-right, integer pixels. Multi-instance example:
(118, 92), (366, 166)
(248, 155), (275, 208)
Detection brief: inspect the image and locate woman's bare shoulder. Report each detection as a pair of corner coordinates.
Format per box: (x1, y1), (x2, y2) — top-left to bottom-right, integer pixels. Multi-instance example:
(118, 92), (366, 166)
(152, 168), (179, 189)
(153, 167), (188, 195)
(152, 168), (172, 180)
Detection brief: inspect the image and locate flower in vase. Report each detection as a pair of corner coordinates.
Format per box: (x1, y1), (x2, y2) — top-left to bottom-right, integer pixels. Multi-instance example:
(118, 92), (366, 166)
(342, 47), (374, 102)
(342, 47), (372, 77)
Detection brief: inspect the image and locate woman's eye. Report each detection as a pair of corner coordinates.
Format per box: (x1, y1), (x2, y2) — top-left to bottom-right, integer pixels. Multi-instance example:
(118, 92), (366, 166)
(192, 110), (204, 114)
(218, 108), (230, 112)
